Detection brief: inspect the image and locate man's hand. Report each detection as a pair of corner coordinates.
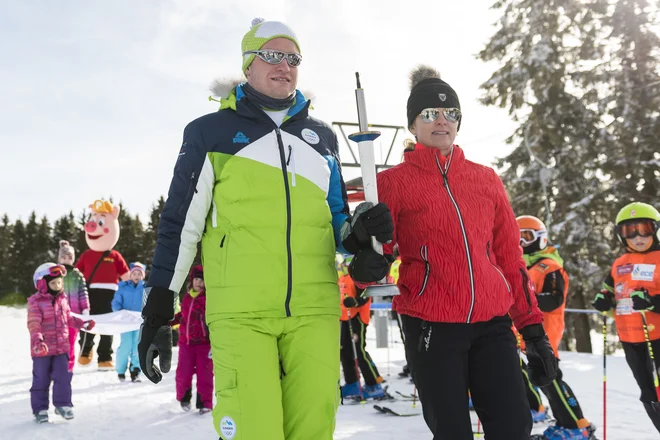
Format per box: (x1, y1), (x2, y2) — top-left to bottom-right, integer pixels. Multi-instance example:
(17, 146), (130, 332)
(348, 248), (391, 283)
(139, 286), (175, 384)
(341, 202), (393, 254)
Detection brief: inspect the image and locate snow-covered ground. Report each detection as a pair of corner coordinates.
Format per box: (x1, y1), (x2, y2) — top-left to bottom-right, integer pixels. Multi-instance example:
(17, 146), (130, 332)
(0, 305), (656, 439)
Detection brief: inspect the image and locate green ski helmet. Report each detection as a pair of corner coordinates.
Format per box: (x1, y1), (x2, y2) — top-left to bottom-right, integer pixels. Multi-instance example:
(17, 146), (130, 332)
(615, 202), (660, 245)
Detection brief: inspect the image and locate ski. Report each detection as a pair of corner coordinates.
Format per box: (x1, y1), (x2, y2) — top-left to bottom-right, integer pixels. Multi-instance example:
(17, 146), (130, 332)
(395, 391), (418, 401)
(373, 404), (420, 417)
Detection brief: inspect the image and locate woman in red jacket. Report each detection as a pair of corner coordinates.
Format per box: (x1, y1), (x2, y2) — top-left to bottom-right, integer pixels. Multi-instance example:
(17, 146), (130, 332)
(374, 66), (557, 440)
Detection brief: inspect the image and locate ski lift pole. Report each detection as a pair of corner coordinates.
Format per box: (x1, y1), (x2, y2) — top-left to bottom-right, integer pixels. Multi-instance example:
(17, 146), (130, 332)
(348, 72), (399, 299)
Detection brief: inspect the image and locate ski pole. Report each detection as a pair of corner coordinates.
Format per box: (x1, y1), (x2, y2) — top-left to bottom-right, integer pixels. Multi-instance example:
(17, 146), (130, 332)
(348, 72), (399, 298)
(345, 301), (365, 402)
(640, 311), (660, 403)
(602, 313), (607, 440)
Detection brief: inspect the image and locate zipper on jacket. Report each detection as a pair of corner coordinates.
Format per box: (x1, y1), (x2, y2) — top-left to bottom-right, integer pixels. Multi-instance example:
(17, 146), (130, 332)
(434, 154), (476, 323)
(186, 296), (196, 343)
(417, 246), (430, 296)
(520, 269), (533, 314)
(276, 128), (294, 317)
(178, 171), (197, 215)
(486, 242), (511, 292)
(287, 145), (297, 187)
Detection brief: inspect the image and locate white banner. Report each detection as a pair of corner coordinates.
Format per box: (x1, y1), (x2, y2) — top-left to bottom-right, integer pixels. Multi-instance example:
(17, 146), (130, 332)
(71, 310), (142, 335)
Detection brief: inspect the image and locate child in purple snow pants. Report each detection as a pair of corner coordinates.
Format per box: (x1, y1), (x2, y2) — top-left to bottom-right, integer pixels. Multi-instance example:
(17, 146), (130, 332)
(172, 265), (213, 413)
(29, 263), (95, 422)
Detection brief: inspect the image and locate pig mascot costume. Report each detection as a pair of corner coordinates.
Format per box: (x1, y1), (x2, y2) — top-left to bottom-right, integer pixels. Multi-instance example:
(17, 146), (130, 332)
(75, 200), (130, 369)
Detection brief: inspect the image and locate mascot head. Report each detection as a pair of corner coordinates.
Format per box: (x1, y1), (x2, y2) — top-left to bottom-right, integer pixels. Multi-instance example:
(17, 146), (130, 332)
(85, 200), (120, 252)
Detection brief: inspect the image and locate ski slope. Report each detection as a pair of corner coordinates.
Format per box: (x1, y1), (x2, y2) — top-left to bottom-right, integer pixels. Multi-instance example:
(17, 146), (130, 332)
(0, 305), (656, 439)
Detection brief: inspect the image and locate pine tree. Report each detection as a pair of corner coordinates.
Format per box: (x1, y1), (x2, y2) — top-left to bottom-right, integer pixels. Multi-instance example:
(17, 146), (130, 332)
(52, 212), (82, 260)
(143, 197), (166, 269)
(479, 0), (611, 352)
(0, 215), (13, 297)
(11, 219), (32, 297)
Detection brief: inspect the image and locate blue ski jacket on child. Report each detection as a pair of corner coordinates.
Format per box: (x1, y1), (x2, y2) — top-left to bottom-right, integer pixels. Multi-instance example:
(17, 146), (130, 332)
(112, 280), (144, 313)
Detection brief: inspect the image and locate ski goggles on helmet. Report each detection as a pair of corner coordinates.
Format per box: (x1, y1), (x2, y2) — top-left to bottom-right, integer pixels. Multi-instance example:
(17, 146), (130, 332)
(420, 108), (462, 124)
(519, 229), (546, 247)
(617, 219), (658, 239)
(243, 50), (302, 67)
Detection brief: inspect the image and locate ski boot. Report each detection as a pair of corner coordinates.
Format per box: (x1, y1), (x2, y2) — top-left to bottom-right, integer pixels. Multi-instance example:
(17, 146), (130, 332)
(398, 365), (410, 378)
(35, 410), (48, 424)
(539, 425), (595, 440)
(341, 382), (362, 399)
(130, 368), (141, 383)
(363, 383), (386, 399)
(531, 404), (549, 423)
(55, 406), (74, 420)
(118, 373), (126, 382)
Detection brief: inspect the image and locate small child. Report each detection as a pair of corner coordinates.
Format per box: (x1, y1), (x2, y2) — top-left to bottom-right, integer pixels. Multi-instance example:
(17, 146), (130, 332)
(593, 202), (660, 433)
(57, 240), (90, 372)
(172, 265), (213, 414)
(29, 263), (95, 423)
(112, 262), (146, 382)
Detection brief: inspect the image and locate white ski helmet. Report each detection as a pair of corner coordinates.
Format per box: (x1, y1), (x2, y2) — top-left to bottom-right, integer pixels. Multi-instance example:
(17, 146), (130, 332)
(33, 263), (67, 291)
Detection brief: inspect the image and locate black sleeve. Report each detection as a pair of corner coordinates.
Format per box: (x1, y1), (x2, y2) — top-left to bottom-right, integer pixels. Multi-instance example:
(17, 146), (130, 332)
(354, 287), (370, 307)
(536, 270), (566, 313)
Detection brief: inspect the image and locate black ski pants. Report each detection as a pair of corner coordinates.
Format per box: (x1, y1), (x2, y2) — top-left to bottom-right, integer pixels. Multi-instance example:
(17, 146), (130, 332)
(79, 288), (115, 362)
(340, 316), (381, 386)
(402, 314), (531, 440)
(622, 340), (660, 433)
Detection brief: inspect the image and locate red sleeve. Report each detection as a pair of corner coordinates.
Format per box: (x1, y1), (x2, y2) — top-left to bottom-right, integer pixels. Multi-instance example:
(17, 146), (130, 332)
(490, 170), (543, 329)
(114, 251), (130, 277)
(75, 253), (86, 273)
(377, 170), (400, 255)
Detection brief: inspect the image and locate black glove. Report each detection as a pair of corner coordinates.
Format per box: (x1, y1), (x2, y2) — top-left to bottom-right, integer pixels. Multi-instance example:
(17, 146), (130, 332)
(631, 289), (660, 312)
(341, 202), (393, 254)
(592, 290), (614, 312)
(343, 296), (359, 308)
(520, 324), (557, 387)
(348, 248), (391, 283)
(139, 286), (175, 384)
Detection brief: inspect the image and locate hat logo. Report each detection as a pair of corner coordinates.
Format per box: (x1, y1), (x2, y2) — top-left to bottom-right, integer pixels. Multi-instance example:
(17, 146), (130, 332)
(438, 93), (446, 102)
(631, 209), (637, 217)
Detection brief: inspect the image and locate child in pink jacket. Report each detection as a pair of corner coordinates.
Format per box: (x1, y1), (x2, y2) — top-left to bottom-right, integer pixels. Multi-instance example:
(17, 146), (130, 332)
(171, 265), (213, 414)
(28, 263), (95, 423)
(57, 241), (90, 372)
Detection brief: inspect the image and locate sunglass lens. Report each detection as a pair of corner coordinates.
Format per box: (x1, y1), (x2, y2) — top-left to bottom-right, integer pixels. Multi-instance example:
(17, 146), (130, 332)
(444, 108), (461, 123)
(286, 53), (302, 67)
(420, 109), (440, 123)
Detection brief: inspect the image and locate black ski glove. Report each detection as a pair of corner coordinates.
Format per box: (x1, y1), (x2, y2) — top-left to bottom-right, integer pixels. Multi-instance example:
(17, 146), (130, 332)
(520, 324), (557, 387)
(592, 290), (614, 312)
(631, 289), (660, 312)
(341, 202), (393, 254)
(349, 248), (391, 283)
(139, 286), (175, 384)
(343, 296), (359, 308)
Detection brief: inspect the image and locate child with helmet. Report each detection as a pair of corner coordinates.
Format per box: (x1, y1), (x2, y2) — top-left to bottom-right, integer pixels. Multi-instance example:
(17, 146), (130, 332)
(592, 202), (660, 432)
(516, 215), (594, 440)
(28, 263), (95, 423)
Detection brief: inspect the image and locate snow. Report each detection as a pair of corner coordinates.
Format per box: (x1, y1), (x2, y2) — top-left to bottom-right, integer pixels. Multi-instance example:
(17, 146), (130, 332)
(0, 305), (657, 439)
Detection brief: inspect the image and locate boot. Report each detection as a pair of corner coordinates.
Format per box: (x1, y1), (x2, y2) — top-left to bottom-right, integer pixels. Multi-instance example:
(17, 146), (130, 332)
(55, 406), (74, 420)
(35, 410), (48, 423)
(130, 368), (141, 383)
(78, 350), (93, 366)
(398, 365), (410, 378)
(196, 393), (204, 410)
(341, 382), (362, 399)
(180, 388), (192, 412)
(199, 408), (212, 415)
(363, 383), (386, 399)
(98, 360), (114, 371)
(118, 374), (126, 382)
(531, 404), (549, 423)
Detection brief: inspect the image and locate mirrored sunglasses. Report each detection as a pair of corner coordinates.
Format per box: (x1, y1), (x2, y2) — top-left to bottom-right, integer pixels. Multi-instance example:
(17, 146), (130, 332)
(244, 50), (302, 67)
(420, 108), (461, 124)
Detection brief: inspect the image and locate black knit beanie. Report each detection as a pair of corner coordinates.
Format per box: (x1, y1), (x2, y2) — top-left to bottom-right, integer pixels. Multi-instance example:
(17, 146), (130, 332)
(406, 65), (461, 131)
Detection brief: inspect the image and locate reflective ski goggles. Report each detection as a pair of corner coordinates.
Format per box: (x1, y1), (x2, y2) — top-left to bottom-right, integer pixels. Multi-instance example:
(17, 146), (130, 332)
(420, 107), (462, 124)
(617, 219), (658, 239)
(243, 50), (302, 67)
(520, 229), (546, 247)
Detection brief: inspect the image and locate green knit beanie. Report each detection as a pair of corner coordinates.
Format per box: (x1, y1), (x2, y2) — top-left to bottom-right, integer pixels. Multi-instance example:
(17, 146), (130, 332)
(241, 18), (301, 74)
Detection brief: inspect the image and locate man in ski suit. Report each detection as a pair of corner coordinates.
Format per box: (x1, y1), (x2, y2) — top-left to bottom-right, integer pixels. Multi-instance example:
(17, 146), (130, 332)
(138, 18), (392, 440)
(516, 216), (594, 439)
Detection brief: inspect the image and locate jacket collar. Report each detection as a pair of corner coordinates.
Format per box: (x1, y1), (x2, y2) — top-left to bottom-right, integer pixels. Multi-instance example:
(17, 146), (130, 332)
(403, 144), (465, 174)
(222, 85), (311, 126)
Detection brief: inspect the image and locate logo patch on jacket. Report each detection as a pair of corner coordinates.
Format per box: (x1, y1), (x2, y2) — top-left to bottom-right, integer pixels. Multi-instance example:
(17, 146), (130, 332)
(301, 128), (320, 145)
(232, 132), (250, 144)
(616, 264), (634, 276)
(631, 264), (656, 281)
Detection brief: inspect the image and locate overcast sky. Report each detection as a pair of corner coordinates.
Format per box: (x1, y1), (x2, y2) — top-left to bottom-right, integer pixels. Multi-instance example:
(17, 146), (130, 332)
(0, 0), (518, 222)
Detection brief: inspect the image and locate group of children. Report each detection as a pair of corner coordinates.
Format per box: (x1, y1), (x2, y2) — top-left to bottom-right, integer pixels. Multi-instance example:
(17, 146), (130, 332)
(27, 241), (213, 422)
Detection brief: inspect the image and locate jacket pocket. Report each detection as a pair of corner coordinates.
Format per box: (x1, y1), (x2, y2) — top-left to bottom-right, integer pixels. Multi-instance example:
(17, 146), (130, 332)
(177, 171), (197, 216)
(417, 246), (430, 297)
(486, 242), (511, 293)
(219, 233), (230, 283)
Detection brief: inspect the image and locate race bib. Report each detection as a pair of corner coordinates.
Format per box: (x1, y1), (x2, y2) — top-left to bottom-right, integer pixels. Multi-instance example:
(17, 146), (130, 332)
(616, 298), (633, 315)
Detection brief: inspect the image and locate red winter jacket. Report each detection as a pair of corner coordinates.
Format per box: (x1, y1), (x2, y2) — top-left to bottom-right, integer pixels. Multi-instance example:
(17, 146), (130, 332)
(173, 290), (209, 345)
(378, 144), (542, 330)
